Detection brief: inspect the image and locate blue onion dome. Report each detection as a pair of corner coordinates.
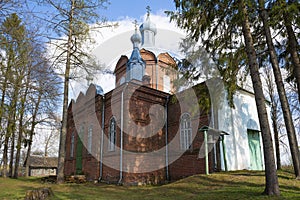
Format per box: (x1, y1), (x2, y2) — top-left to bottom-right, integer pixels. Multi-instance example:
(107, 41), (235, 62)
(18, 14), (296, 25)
(131, 29), (141, 48)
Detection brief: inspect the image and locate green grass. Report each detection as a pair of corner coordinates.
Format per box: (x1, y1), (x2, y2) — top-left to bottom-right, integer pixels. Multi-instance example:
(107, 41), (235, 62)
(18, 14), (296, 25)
(0, 168), (299, 200)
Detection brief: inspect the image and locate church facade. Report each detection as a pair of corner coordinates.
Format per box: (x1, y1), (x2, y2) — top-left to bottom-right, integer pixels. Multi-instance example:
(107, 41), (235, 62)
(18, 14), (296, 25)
(64, 13), (270, 185)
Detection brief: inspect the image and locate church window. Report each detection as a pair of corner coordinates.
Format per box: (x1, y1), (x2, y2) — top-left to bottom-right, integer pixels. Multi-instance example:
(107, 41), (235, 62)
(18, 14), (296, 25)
(70, 132), (75, 158)
(180, 113), (192, 150)
(87, 125), (93, 154)
(163, 74), (170, 93)
(108, 117), (116, 151)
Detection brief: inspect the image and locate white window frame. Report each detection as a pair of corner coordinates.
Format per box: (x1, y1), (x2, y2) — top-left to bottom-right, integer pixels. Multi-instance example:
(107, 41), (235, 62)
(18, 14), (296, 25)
(180, 113), (192, 150)
(87, 125), (93, 154)
(108, 117), (116, 151)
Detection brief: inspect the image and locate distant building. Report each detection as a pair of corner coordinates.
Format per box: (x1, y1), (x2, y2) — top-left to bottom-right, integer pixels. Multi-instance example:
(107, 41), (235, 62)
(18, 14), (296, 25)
(27, 156), (57, 177)
(64, 12), (272, 185)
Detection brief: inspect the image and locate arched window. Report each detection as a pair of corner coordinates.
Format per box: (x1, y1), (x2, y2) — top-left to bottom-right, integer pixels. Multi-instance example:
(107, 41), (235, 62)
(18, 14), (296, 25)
(70, 132), (75, 158)
(87, 125), (93, 154)
(180, 113), (192, 150)
(163, 74), (170, 93)
(108, 117), (116, 151)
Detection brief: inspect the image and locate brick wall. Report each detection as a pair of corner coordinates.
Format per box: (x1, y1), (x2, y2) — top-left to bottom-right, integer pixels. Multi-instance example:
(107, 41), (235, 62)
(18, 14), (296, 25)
(65, 76), (213, 184)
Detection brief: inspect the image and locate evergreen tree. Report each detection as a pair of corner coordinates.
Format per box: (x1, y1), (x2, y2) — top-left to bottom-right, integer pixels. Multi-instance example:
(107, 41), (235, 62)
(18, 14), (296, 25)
(167, 0), (280, 195)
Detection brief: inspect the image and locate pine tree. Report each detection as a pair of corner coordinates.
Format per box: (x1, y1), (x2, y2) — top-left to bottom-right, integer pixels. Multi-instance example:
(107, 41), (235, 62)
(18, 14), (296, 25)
(167, 0), (280, 195)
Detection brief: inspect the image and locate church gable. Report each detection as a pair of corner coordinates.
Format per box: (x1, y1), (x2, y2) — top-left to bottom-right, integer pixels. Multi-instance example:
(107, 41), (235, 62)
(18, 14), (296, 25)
(114, 55), (128, 74)
(140, 48), (157, 62)
(157, 53), (177, 69)
(114, 55), (128, 86)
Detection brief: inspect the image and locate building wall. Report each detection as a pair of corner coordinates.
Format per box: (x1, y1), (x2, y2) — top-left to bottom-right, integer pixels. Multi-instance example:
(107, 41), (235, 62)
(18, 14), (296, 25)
(101, 83), (169, 184)
(218, 90), (272, 171)
(64, 82), (211, 184)
(65, 80), (270, 183)
(115, 50), (177, 94)
(30, 169), (56, 177)
(64, 86), (103, 180)
(168, 83), (212, 179)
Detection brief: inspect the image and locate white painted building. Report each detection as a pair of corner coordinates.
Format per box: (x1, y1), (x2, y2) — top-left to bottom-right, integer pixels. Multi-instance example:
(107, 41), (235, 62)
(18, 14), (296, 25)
(218, 89), (275, 171)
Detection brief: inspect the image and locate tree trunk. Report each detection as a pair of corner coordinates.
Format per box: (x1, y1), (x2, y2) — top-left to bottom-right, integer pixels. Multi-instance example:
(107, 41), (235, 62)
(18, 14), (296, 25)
(57, 0), (74, 184)
(24, 134), (33, 178)
(5, 91), (18, 177)
(14, 111), (24, 178)
(7, 81), (21, 178)
(2, 133), (9, 178)
(0, 64), (10, 178)
(14, 74), (30, 178)
(239, 0), (280, 195)
(283, 5), (300, 103)
(9, 130), (15, 177)
(259, 0), (300, 178)
(24, 93), (42, 177)
(264, 68), (281, 170)
(0, 65), (10, 139)
(0, 51), (12, 121)
(272, 109), (281, 170)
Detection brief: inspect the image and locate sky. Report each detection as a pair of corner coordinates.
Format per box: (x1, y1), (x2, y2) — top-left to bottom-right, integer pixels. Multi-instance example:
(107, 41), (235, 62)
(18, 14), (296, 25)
(101, 0), (176, 20)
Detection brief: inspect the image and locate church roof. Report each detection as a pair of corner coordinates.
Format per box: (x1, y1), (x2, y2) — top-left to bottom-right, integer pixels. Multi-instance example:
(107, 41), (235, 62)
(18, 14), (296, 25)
(128, 48), (144, 64)
(26, 156), (58, 169)
(114, 55), (128, 74)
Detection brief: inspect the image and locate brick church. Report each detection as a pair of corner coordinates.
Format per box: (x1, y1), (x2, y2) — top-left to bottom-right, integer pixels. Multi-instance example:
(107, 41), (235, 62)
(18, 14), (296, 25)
(64, 12), (267, 185)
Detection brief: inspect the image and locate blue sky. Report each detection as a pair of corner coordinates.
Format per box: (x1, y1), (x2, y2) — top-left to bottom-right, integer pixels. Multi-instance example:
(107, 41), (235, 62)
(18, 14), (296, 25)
(101, 0), (175, 20)
(23, 0), (175, 26)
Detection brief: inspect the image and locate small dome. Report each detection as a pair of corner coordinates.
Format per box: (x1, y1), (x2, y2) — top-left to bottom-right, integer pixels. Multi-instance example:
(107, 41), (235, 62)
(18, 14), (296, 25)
(131, 31), (141, 44)
(139, 15), (157, 35)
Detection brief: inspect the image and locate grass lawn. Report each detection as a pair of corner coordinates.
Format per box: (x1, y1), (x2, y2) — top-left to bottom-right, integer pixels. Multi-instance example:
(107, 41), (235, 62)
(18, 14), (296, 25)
(0, 168), (299, 200)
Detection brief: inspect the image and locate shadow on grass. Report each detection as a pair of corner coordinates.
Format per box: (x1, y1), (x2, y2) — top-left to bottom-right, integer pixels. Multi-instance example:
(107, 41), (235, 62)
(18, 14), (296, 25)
(3, 169), (299, 200)
(161, 170), (298, 199)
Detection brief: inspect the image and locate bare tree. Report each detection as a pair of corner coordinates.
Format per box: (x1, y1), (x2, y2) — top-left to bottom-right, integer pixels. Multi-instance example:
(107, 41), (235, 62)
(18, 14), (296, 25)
(42, 0), (114, 183)
(22, 55), (61, 177)
(263, 67), (281, 170)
